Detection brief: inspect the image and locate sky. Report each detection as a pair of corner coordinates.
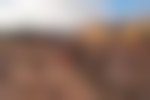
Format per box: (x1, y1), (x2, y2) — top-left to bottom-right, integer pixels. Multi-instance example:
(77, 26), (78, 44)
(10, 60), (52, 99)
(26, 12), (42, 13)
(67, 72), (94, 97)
(0, 0), (149, 29)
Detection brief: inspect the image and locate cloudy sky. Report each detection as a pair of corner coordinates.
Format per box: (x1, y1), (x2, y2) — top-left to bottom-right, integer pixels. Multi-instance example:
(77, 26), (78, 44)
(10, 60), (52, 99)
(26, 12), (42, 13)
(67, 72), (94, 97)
(0, 0), (149, 29)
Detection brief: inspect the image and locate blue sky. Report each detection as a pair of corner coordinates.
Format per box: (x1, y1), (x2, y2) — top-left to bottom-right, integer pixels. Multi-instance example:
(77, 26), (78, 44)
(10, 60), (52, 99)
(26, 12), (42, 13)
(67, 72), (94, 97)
(111, 0), (149, 18)
(83, 0), (149, 20)
(0, 0), (149, 29)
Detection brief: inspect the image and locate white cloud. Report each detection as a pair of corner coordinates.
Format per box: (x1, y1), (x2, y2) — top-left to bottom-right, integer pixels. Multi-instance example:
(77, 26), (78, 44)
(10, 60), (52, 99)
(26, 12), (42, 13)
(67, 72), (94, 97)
(0, 0), (86, 29)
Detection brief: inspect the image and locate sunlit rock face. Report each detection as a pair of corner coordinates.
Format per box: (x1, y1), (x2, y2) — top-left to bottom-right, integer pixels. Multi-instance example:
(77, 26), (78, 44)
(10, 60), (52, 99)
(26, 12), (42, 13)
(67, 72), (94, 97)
(108, 19), (150, 89)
